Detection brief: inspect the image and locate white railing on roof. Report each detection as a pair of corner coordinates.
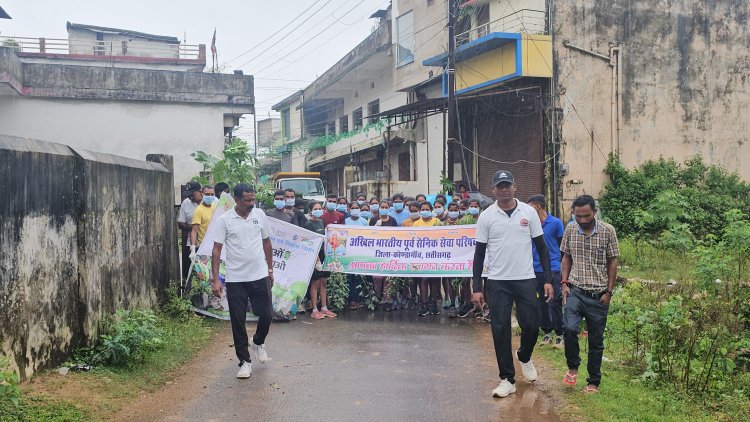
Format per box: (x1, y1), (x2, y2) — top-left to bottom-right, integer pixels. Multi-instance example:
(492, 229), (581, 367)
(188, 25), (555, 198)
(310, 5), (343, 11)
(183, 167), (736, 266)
(0, 36), (204, 60)
(455, 8), (546, 46)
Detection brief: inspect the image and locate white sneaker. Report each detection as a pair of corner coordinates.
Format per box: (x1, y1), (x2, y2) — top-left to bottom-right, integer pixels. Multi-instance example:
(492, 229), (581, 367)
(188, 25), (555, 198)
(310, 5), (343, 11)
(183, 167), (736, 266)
(492, 379), (517, 398)
(252, 342), (272, 363)
(236, 361), (252, 378)
(517, 350), (538, 382)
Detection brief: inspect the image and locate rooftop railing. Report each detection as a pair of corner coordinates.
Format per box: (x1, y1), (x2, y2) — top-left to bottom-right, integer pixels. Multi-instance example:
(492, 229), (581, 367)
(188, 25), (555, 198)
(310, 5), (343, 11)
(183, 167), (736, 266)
(0, 36), (205, 61)
(455, 8), (546, 46)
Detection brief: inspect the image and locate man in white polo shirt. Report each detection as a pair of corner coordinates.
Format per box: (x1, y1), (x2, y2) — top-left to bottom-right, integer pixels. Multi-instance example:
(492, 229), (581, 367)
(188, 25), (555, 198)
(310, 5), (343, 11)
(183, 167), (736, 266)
(211, 183), (275, 379)
(472, 170), (554, 398)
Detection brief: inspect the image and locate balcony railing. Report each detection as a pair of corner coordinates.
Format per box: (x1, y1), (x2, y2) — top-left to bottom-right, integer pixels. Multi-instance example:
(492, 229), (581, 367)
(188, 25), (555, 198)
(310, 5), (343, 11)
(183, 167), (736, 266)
(455, 8), (546, 46)
(0, 36), (204, 60)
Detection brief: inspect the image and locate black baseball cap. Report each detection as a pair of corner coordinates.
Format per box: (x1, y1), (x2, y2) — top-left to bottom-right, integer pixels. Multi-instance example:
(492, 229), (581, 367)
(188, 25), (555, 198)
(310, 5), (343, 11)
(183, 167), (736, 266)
(184, 181), (201, 193)
(492, 170), (514, 186)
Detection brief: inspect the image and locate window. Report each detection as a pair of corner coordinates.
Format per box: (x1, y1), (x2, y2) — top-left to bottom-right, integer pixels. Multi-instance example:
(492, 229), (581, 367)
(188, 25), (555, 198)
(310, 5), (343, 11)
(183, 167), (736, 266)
(326, 121), (336, 135)
(339, 115), (349, 133)
(281, 108), (291, 140)
(398, 152), (411, 181)
(352, 108), (363, 130)
(396, 11), (414, 67)
(367, 100), (380, 124)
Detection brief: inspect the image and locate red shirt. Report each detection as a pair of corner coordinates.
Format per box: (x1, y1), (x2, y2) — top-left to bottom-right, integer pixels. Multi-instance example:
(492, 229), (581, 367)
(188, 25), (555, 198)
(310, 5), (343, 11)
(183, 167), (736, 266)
(321, 210), (345, 228)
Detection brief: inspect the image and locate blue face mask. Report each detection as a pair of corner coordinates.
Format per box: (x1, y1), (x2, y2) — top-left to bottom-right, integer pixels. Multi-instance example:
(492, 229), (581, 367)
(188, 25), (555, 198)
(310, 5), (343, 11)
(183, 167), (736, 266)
(420, 210), (432, 219)
(202, 195), (216, 205)
(448, 211), (459, 219)
(410, 211), (420, 220)
(273, 199), (285, 209)
(350, 209), (361, 218)
(357, 200), (365, 206)
(459, 210), (466, 216)
(285, 198), (295, 207)
(360, 211), (372, 220)
(434, 207), (444, 216)
(393, 202), (404, 211)
(468, 207), (480, 215)
(337, 204), (348, 212)
(326, 202), (336, 211)
(311, 209), (324, 218)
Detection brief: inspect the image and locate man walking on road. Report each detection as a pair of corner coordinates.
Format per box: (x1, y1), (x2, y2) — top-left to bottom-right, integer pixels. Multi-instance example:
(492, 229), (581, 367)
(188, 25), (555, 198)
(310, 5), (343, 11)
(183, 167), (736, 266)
(561, 195), (620, 393)
(528, 195), (566, 348)
(472, 170), (554, 398)
(212, 184), (275, 379)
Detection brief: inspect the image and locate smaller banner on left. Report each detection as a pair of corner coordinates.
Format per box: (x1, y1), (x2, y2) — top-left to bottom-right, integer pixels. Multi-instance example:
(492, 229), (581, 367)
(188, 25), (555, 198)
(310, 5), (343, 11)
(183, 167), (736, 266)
(192, 197), (323, 321)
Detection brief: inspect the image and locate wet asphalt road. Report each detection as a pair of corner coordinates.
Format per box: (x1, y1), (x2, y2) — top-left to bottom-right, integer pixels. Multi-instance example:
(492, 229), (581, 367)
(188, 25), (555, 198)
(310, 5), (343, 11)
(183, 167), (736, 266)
(121, 309), (561, 422)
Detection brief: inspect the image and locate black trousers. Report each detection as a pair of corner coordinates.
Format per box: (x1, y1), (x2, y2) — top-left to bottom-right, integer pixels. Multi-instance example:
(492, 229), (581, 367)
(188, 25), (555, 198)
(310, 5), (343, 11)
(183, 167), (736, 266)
(226, 278), (273, 365)
(486, 278), (540, 384)
(181, 243), (191, 283)
(535, 271), (563, 336)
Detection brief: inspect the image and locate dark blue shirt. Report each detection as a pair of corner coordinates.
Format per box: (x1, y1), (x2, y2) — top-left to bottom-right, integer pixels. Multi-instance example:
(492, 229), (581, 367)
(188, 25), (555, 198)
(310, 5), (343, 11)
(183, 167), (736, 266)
(532, 214), (565, 273)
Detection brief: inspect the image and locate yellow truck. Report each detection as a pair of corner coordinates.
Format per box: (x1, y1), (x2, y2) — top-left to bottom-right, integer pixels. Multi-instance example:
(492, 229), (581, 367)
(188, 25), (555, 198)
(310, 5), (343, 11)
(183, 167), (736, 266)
(272, 172), (326, 203)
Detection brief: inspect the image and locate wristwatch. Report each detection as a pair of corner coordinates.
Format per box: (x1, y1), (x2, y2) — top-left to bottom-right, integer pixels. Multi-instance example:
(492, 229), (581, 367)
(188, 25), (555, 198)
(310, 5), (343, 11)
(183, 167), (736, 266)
(607, 288), (614, 295)
(268, 268), (274, 273)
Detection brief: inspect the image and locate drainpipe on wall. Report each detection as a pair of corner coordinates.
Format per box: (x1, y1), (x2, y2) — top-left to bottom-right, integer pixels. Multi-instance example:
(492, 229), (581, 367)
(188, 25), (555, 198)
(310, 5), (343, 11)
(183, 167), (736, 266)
(561, 40), (622, 158)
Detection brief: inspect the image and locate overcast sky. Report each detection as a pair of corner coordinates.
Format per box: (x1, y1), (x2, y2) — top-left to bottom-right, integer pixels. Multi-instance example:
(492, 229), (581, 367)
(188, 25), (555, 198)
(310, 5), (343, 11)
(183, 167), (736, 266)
(0, 0), (391, 140)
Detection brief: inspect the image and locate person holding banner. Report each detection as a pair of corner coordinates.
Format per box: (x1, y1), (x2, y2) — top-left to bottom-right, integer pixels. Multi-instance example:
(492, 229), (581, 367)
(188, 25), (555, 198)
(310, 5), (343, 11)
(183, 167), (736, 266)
(373, 200), (398, 227)
(400, 201), (421, 227)
(456, 198), (483, 318)
(345, 201), (369, 226)
(211, 184), (274, 379)
(414, 201), (444, 316)
(390, 193), (409, 226)
(472, 170), (554, 398)
(305, 202), (336, 320)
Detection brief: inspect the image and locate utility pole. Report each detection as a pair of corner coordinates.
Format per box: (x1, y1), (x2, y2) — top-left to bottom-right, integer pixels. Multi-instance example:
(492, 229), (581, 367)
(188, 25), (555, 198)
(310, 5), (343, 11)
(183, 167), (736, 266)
(446, 0), (457, 186)
(253, 112), (259, 185)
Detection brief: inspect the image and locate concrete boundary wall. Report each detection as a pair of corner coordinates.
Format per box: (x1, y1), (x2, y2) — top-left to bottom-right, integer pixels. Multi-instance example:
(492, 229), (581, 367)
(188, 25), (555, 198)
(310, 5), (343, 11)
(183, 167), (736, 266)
(0, 134), (177, 379)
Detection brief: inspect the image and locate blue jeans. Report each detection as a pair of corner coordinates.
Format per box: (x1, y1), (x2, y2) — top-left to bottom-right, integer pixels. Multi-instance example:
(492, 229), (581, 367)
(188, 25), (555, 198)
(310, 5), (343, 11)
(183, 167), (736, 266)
(563, 287), (609, 387)
(535, 271), (563, 335)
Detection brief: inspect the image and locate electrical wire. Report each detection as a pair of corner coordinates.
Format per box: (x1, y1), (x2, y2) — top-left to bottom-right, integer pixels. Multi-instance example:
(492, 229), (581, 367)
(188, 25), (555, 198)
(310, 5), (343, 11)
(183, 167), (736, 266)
(244, 0), (369, 74)
(224, 0), (332, 65)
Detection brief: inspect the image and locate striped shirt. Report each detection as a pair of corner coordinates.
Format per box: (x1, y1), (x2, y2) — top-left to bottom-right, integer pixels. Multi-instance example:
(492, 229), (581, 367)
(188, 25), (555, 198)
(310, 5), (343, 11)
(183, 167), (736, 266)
(560, 220), (620, 291)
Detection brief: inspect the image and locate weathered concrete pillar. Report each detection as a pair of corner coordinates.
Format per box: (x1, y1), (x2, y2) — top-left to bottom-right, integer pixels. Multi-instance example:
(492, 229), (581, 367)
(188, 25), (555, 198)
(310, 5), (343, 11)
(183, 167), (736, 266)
(146, 154), (179, 287)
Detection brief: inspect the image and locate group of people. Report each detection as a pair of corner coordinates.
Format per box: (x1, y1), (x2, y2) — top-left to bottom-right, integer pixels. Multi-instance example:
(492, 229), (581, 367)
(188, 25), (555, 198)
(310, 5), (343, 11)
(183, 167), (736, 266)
(177, 170), (620, 398)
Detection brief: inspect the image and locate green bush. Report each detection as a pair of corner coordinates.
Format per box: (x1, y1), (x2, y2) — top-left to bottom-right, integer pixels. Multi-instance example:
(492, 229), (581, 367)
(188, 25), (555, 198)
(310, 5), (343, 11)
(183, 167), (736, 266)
(355, 276), (380, 310)
(608, 279), (749, 400)
(387, 277), (410, 298)
(160, 282), (194, 321)
(601, 156), (750, 239)
(327, 272), (349, 313)
(0, 355), (20, 406)
(79, 309), (164, 367)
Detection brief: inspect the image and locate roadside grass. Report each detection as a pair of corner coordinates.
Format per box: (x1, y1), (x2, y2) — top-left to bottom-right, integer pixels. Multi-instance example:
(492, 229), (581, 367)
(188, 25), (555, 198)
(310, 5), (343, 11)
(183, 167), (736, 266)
(6, 315), (221, 421)
(536, 344), (716, 422)
(535, 238), (749, 422)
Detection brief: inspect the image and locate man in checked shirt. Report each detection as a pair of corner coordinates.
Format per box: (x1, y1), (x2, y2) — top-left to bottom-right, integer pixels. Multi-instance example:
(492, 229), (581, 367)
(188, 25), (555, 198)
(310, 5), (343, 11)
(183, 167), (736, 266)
(560, 194), (620, 394)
